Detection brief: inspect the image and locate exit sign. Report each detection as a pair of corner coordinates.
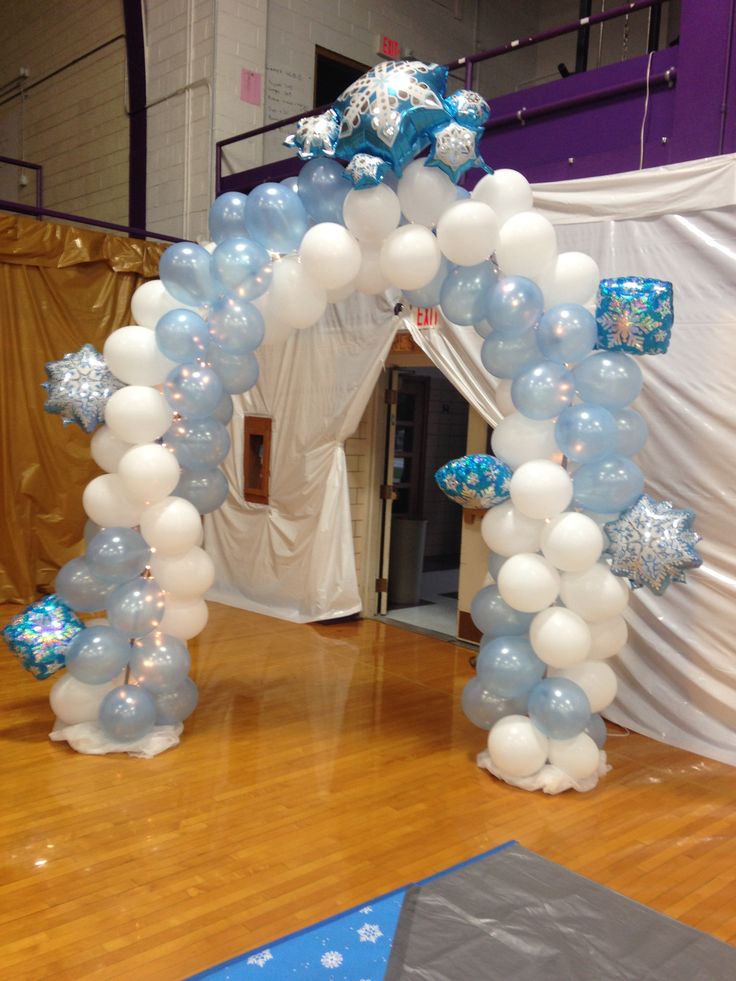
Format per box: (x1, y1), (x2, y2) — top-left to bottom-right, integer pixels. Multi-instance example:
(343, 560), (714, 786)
(380, 35), (401, 59)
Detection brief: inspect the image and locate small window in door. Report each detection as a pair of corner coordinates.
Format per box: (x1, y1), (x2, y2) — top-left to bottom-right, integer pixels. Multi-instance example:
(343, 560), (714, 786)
(243, 416), (272, 505)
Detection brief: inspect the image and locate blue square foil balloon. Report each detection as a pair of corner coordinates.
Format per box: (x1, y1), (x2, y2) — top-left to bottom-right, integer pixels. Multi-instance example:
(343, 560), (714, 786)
(435, 454), (512, 509)
(596, 277), (674, 355)
(2, 594), (84, 680)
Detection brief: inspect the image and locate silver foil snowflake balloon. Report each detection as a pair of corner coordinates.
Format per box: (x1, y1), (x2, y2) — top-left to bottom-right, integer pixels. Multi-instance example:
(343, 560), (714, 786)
(42, 343), (124, 433)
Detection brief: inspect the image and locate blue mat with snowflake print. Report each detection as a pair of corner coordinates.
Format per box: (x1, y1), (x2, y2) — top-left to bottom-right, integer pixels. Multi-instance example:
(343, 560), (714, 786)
(191, 842), (515, 980)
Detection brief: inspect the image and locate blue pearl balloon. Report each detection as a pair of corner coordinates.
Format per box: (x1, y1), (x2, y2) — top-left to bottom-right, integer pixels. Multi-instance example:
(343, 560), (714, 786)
(56, 557), (113, 613)
(64, 625), (131, 685)
(476, 635), (546, 698)
(164, 416), (231, 472)
(554, 402), (618, 463)
(129, 633), (191, 694)
(585, 712), (608, 748)
(480, 327), (542, 379)
(209, 192), (249, 243)
(106, 578), (165, 638)
(611, 407), (648, 456)
(173, 468), (229, 514)
(440, 262), (495, 326)
(159, 242), (219, 306)
(573, 454), (645, 513)
(487, 552), (506, 582)
(164, 363), (225, 419)
(537, 304), (597, 365)
(207, 348), (259, 395)
(403, 256), (449, 308)
(281, 176), (300, 195)
(461, 677), (528, 731)
(84, 519), (102, 544)
(154, 676), (199, 725)
(484, 275), (544, 337)
(245, 182), (309, 254)
(471, 585), (533, 637)
(86, 528), (151, 584)
(528, 677), (591, 739)
(155, 309), (210, 363)
(208, 294), (265, 354)
(298, 158), (350, 224)
(211, 390), (234, 426)
(511, 360), (575, 420)
(574, 351), (643, 409)
(99, 684), (157, 742)
(211, 237), (272, 299)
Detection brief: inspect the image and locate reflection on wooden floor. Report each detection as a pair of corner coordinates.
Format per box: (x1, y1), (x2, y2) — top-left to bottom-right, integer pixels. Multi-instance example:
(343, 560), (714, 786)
(1, 600), (735, 979)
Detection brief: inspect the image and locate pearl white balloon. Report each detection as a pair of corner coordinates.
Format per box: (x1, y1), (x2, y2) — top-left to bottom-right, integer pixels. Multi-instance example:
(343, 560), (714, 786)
(495, 211), (557, 278)
(298, 223), (362, 290)
(492, 413), (560, 470)
(530, 606), (591, 668)
(494, 379), (514, 416)
(397, 159), (457, 227)
(560, 563), (630, 622)
(83, 473), (142, 528)
(325, 280), (357, 303)
(252, 291), (297, 348)
(548, 732), (600, 779)
(90, 425), (133, 473)
(471, 169), (533, 224)
(354, 244), (391, 294)
(587, 615), (628, 660)
(540, 512), (604, 572)
(436, 200), (499, 266)
(149, 546), (215, 598)
(542, 252), (600, 308)
(131, 279), (198, 329)
(157, 595), (209, 640)
(497, 553), (561, 613)
(268, 255), (327, 330)
(104, 326), (178, 386)
(481, 501), (544, 556)
(509, 460), (573, 519)
(343, 184), (401, 242)
(104, 386), (173, 444)
(487, 714), (548, 778)
(139, 496), (203, 556)
(379, 224), (441, 290)
(50, 671), (125, 725)
(117, 443), (181, 505)
(551, 661), (618, 713)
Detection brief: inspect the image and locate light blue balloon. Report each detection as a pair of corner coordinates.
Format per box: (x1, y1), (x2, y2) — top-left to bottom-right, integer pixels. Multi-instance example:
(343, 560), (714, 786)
(474, 319), (493, 339)
(86, 528), (151, 584)
(585, 712), (608, 748)
(476, 635), (546, 698)
(56, 557), (113, 613)
(245, 182), (309, 254)
(461, 677), (528, 731)
(174, 468), (229, 514)
(211, 237), (272, 299)
(83, 519), (102, 544)
(528, 677), (591, 739)
(208, 294), (265, 354)
(573, 351), (643, 409)
(471, 585), (533, 637)
(487, 552), (506, 582)
(455, 185), (471, 200)
(207, 348), (259, 395)
(484, 276), (544, 337)
(511, 360), (575, 420)
(298, 158), (350, 224)
(64, 625), (131, 685)
(154, 676), (199, 725)
(209, 192), (249, 243)
(164, 416), (231, 472)
(106, 578), (165, 638)
(612, 407), (648, 456)
(164, 363), (225, 419)
(211, 390), (234, 426)
(155, 309), (210, 363)
(129, 633), (191, 694)
(99, 684), (157, 742)
(281, 176), (300, 195)
(159, 242), (219, 306)
(440, 262), (495, 326)
(480, 327), (542, 379)
(537, 304), (597, 365)
(554, 402), (618, 463)
(573, 454), (645, 513)
(403, 256), (449, 308)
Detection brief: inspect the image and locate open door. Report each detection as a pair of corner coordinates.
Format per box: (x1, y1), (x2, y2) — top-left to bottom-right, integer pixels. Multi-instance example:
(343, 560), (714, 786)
(376, 367), (400, 615)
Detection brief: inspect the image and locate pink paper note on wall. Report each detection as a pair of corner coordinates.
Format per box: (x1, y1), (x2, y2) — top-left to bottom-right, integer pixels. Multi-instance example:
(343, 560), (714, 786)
(240, 69), (262, 105)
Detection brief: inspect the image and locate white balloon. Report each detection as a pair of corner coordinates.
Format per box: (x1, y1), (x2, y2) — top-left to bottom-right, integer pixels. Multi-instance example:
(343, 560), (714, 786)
(542, 252), (600, 308)
(492, 413), (560, 470)
(560, 563), (630, 622)
(509, 460), (572, 519)
(540, 512), (604, 572)
(117, 443), (180, 505)
(104, 386), (173, 444)
(325, 280), (357, 303)
(104, 325), (178, 386)
(131, 279), (198, 328)
(397, 159), (457, 227)
(343, 184), (401, 242)
(252, 291), (297, 348)
(495, 211), (557, 278)
(588, 615), (628, 660)
(481, 501), (544, 556)
(436, 200), (499, 266)
(149, 546), (215, 598)
(487, 714), (548, 778)
(50, 671), (125, 725)
(497, 553), (560, 613)
(90, 425), (133, 473)
(548, 733), (600, 779)
(379, 224), (441, 290)
(82, 473), (142, 528)
(268, 255), (327, 330)
(551, 661), (618, 714)
(471, 169), (533, 224)
(495, 379), (514, 416)
(139, 496), (203, 556)
(298, 223), (362, 290)
(157, 594), (209, 640)
(354, 244), (391, 294)
(530, 606), (591, 668)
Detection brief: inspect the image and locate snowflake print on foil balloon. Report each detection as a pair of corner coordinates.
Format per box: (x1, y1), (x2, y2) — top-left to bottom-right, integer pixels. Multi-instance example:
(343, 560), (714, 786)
(42, 343), (124, 433)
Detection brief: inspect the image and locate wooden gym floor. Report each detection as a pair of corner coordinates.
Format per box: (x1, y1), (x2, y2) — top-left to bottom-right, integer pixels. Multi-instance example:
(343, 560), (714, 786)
(1, 600), (735, 979)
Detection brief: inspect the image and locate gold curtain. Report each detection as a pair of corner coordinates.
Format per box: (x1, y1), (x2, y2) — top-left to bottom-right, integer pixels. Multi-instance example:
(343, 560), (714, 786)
(0, 215), (166, 603)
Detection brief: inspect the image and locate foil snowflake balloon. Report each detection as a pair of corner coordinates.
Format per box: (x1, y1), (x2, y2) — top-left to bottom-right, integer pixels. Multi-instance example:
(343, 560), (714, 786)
(42, 343), (123, 433)
(2, 594), (84, 679)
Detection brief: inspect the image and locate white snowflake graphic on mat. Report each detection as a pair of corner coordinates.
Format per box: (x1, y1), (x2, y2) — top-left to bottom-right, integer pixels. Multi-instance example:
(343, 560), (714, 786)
(321, 950), (344, 968)
(359, 906), (373, 914)
(246, 948), (273, 967)
(358, 922), (383, 943)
